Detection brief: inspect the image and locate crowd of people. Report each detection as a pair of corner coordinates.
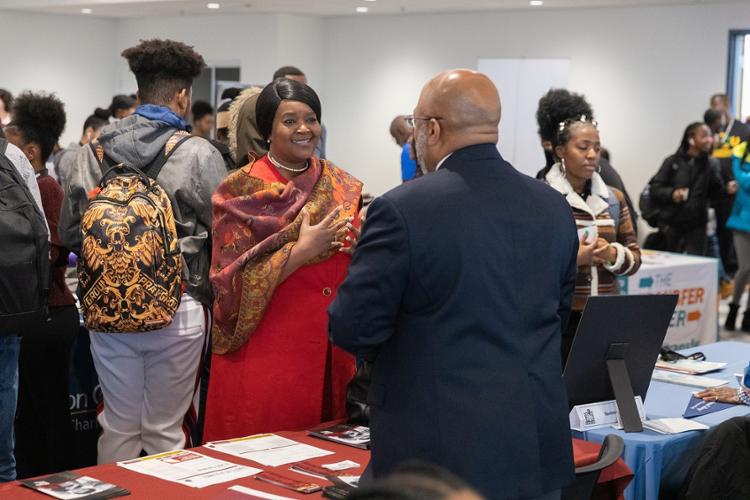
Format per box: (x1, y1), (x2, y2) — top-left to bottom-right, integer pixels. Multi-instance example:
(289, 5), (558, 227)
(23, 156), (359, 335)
(1, 35), (750, 500)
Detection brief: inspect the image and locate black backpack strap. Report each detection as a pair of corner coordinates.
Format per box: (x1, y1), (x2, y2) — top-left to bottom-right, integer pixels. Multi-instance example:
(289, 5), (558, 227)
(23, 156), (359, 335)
(0, 138), (7, 155)
(142, 134), (194, 180)
(89, 141), (117, 174)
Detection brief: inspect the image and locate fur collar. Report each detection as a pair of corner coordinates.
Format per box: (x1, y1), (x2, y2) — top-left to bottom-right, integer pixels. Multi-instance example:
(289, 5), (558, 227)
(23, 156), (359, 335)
(545, 163), (611, 218)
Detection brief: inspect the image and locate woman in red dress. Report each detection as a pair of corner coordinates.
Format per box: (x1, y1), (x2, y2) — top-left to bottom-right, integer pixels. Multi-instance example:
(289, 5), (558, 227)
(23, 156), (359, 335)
(204, 79), (362, 441)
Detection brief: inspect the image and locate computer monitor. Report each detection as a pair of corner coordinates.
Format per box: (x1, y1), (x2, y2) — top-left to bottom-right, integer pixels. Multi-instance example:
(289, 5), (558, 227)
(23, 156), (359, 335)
(563, 294), (678, 432)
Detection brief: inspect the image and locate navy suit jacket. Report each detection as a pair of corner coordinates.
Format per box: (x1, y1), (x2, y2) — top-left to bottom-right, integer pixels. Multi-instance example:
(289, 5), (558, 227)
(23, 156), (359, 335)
(329, 143), (578, 499)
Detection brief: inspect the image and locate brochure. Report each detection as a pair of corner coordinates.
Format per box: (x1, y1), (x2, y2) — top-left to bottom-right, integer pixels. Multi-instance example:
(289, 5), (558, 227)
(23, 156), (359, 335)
(205, 434), (333, 467)
(254, 471), (321, 494)
(308, 424), (370, 450)
(21, 472), (129, 499)
(117, 450), (260, 488)
(683, 394), (736, 418)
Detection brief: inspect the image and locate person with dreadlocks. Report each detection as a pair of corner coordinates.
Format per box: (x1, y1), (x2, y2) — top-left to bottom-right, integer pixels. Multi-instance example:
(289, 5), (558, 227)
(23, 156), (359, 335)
(649, 122), (737, 257)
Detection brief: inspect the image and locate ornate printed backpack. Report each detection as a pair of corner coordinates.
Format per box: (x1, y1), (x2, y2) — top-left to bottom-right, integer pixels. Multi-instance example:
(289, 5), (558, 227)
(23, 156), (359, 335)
(78, 134), (192, 333)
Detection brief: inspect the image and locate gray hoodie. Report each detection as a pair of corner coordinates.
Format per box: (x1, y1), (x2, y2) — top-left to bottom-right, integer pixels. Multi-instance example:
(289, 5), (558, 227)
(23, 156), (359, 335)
(58, 114), (226, 305)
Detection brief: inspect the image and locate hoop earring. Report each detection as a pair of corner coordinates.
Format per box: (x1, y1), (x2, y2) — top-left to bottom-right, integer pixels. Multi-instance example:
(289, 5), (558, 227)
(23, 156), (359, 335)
(559, 158), (566, 176)
(597, 163), (601, 173)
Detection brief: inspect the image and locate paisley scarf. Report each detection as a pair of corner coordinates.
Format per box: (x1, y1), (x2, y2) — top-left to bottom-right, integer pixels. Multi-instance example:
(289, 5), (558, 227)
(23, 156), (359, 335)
(210, 156), (362, 354)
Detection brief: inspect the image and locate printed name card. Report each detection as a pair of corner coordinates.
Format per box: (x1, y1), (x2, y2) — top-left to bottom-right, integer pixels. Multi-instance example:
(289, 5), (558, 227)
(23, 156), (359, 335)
(569, 396), (645, 431)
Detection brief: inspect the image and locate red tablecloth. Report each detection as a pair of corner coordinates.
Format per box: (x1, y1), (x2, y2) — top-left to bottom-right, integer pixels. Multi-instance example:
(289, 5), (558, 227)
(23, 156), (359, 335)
(1, 434), (631, 499)
(573, 438), (634, 500)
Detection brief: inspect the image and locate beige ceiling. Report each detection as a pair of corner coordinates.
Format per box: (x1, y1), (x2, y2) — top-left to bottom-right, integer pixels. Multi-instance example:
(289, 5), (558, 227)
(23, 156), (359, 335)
(0, 0), (739, 17)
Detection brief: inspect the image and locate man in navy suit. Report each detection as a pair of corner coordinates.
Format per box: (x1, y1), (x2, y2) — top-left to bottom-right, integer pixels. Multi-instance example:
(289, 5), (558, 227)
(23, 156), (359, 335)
(329, 69), (577, 500)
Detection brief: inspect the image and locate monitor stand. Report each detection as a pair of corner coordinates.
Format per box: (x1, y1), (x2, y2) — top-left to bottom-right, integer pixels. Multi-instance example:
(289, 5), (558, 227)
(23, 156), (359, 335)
(606, 343), (643, 433)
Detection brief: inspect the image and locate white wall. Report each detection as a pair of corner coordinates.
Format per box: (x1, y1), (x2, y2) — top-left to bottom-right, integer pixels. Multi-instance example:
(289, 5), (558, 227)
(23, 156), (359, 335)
(2, 2), (749, 221)
(114, 13), (324, 93)
(114, 13), (281, 92)
(0, 10), (118, 147)
(322, 2), (750, 213)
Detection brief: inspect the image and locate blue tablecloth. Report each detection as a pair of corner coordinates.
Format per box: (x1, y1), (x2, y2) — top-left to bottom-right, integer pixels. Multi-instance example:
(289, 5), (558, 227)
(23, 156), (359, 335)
(576, 341), (750, 500)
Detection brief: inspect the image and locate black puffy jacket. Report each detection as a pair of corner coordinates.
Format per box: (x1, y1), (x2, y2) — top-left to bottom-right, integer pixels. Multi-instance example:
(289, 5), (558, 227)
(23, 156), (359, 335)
(648, 152), (725, 230)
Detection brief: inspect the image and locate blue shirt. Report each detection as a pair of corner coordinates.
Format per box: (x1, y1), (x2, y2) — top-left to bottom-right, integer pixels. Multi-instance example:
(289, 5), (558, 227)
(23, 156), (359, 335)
(401, 143), (417, 182)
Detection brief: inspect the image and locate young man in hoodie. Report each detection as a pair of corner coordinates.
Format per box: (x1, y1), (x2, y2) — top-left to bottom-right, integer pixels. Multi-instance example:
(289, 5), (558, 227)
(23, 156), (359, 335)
(59, 39), (226, 464)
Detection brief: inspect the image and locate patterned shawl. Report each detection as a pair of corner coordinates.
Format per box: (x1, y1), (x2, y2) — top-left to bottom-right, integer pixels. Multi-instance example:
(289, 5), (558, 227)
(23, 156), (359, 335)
(210, 157), (362, 354)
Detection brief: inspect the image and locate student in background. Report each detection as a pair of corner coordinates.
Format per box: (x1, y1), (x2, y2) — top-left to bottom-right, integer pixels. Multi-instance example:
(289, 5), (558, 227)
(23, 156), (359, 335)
(724, 141), (750, 331)
(191, 100), (214, 139)
(648, 122), (737, 255)
(0, 89), (13, 128)
(707, 95), (750, 276)
(4, 92), (77, 478)
(390, 115), (417, 182)
(108, 94), (136, 121)
(229, 87), (266, 167)
(0, 126), (47, 484)
(55, 109), (109, 189)
(215, 100), (231, 145)
(189, 99), (233, 170)
(703, 108), (738, 297)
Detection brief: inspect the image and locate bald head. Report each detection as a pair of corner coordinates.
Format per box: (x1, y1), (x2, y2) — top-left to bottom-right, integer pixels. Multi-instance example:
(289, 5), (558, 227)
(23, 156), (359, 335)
(414, 70), (501, 172)
(390, 115), (412, 147)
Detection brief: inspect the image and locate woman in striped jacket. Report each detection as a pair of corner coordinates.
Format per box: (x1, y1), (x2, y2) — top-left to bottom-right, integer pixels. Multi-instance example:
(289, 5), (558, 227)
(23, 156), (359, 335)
(543, 116), (641, 365)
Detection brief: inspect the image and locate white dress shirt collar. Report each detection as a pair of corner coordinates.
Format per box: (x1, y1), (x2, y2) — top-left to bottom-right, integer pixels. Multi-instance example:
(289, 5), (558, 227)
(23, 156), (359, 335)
(435, 152), (453, 171)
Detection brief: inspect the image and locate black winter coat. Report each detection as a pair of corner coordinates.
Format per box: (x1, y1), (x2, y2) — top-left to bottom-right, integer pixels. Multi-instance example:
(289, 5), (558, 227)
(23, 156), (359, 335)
(648, 152), (725, 230)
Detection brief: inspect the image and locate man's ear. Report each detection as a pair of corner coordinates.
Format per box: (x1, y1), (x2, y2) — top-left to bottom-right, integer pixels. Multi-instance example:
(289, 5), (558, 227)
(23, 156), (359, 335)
(175, 88), (191, 117)
(427, 118), (441, 145)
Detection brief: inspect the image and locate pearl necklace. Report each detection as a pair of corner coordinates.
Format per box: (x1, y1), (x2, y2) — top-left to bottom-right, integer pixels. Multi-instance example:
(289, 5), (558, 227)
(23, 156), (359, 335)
(268, 152), (309, 173)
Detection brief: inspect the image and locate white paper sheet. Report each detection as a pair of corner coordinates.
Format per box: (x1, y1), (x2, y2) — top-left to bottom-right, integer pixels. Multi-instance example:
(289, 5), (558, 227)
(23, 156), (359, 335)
(227, 485), (298, 499)
(205, 434), (333, 467)
(117, 450), (260, 488)
(323, 460), (359, 471)
(651, 370), (728, 388)
(642, 418), (709, 434)
(655, 359), (727, 375)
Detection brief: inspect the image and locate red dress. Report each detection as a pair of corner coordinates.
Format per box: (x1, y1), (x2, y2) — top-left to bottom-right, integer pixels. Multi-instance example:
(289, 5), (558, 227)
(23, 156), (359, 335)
(203, 158), (357, 441)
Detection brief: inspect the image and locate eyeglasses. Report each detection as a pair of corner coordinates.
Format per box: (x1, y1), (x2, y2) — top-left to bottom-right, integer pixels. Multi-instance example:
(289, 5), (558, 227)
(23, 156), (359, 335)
(404, 115), (443, 127)
(659, 347), (706, 362)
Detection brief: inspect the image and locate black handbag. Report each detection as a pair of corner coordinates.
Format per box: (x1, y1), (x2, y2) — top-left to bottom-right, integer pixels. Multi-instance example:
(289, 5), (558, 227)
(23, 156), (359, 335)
(346, 360), (371, 425)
